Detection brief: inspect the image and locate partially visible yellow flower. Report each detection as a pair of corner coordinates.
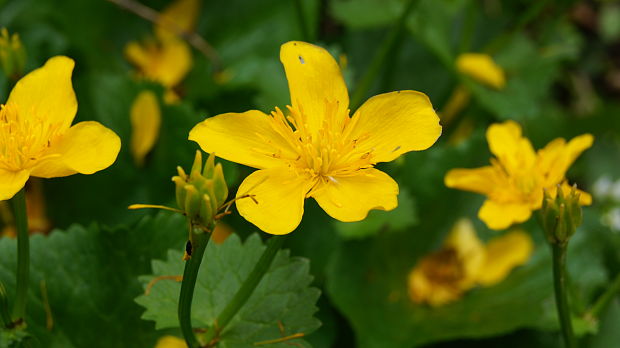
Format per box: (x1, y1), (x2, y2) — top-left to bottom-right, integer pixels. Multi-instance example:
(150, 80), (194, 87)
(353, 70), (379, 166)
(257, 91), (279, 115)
(189, 41), (442, 235)
(212, 221), (233, 244)
(130, 90), (161, 166)
(407, 218), (533, 307)
(0, 28), (26, 79)
(456, 53), (506, 90)
(124, 0), (199, 103)
(0, 56), (121, 201)
(445, 120), (593, 230)
(154, 336), (187, 348)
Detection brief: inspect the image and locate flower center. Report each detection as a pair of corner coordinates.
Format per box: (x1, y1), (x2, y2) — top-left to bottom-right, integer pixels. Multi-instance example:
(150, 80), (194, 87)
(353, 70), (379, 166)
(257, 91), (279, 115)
(489, 157), (541, 204)
(0, 103), (63, 171)
(265, 101), (375, 181)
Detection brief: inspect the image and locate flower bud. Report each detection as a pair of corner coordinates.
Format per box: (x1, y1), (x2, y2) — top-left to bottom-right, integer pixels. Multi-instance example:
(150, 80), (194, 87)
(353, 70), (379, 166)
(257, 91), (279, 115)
(171, 151), (229, 230)
(540, 185), (583, 245)
(0, 28), (26, 80)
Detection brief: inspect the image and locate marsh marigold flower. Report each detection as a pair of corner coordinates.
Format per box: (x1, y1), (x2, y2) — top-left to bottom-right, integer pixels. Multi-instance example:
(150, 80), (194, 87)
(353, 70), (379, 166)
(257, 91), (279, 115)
(456, 53), (506, 90)
(445, 120), (593, 230)
(124, 0), (199, 103)
(189, 41), (442, 234)
(408, 218), (533, 306)
(0, 56), (120, 201)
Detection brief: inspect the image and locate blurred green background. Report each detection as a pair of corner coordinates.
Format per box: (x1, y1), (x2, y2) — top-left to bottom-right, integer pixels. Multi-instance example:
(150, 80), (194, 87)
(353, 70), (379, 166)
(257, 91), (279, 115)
(1, 0), (620, 347)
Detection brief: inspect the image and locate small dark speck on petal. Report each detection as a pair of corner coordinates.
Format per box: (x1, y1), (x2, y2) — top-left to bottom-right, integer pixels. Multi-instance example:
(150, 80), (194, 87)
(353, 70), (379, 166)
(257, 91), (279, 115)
(299, 55), (305, 64)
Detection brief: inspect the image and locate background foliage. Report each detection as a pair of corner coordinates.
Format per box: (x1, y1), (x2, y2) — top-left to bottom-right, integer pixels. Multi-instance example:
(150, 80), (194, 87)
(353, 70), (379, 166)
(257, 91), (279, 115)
(1, 0), (620, 347)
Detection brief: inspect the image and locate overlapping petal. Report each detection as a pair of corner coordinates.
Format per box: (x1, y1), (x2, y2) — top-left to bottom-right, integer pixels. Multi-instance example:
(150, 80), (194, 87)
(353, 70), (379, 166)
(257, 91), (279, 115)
(7, 56), (76, 130)
(0, 169), (30, 201)
(444, 166), (497, 195)
(478, 199), (532, 230)
(30, 121), (121, 178)
(280, 41), (349, 135)
(189, 110), (298, 169)
(235, 168), (314, 235)
(311, 168), (398, 222)
(347, 91), (442, 163)
(486, 120), (536, 172)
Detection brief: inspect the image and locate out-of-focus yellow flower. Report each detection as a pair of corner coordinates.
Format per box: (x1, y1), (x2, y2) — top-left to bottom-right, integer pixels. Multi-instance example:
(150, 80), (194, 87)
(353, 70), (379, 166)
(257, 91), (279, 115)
(456, 53), (506, 90)
(154, 336), (187, 348)
(0, 28), (26, 79)
(1, 179), (52, 237)
(407, 218), (533, 306)
(124, 0), (200, 103)
(130, 91), (161, 166)
(211, 221), (233, 244)
(189, 41), (442, 235)
(445, 120), (593, 230)
(0, 56), (120, 201)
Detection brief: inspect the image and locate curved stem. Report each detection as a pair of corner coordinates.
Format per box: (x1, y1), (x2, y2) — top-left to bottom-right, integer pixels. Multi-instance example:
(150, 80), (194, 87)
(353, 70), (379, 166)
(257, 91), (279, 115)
(10, 188), (29, 323)
(349, 0), (418, 110)
(202, 235), (286, 346)
(179, 230), (210, 348)
(552, 244), (577, 348)
(588, 272), (620, 319)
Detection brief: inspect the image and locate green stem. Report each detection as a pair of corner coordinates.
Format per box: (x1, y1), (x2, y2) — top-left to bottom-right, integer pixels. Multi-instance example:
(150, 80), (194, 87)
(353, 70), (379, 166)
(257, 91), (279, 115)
(552, 243), (577, 348)
(0, 281), (11, 327)
(10, 188), (29, 322)
(179, 231), (210, 348)
(294, 0), (311, 42)
(349, 0), (418, 110)
(588, 272), (620, 319)
(202, 235), (286, 346)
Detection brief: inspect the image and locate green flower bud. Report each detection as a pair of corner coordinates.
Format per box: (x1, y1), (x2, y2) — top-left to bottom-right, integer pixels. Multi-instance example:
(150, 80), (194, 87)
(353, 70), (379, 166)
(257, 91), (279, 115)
(171, 151), (229, 231)
(0, 28), (26, 80)
(540, 185), (583, 245)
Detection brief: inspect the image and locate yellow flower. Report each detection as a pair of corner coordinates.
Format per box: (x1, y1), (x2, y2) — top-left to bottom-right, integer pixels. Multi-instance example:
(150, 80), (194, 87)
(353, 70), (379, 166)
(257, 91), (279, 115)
(0, 56), (120, 201)
(407, 218), (533, 307)
(445, 120), (593, 230)
(154, 336), (187, 348)
(124, 0), (199, 103)
(130, 90), (161, 166)
(189, 41), (442, 235)
(456, 53), (506, 90)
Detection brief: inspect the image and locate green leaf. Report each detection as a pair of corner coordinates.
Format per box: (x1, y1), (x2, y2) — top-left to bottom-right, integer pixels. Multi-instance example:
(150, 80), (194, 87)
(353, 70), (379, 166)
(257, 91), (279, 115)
(326, 226), (607, 347)
(334, 190), (417, 240)
(135, 233), (321, 347)
(0, 212), (187, 347)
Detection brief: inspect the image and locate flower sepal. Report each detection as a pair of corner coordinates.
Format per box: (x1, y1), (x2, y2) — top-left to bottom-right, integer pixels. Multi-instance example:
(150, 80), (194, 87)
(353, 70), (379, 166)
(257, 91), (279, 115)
(541, 185), (583, 245)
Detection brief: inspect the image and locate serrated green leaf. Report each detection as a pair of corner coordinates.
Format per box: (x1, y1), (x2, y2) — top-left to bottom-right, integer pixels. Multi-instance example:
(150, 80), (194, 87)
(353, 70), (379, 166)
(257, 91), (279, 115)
(136, 233), (321, 347)
(0, 212), (187, 348)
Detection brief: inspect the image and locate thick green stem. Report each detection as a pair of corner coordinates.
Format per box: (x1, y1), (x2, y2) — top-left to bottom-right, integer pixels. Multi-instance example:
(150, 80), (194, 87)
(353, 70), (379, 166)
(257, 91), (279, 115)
(202, 235), (286, 346)
(10, 188), (29, 322)
(588, 272), (620, 319)
(349, 0), (418, 110)
(179, 231), (210, 348)
(552, 244), (577, 348)
(294, 0), (311, 42)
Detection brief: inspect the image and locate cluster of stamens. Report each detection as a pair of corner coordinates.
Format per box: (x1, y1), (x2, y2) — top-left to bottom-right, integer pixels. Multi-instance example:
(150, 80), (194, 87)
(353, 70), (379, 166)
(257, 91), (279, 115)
(0, 103), (63, 171)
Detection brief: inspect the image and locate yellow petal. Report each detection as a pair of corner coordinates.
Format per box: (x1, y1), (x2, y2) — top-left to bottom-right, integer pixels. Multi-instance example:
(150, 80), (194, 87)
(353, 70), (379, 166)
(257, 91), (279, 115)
(189, 110), (297, 169)
(7, 56), (76, 130)
(456, 53), (506, 89)
(280, 41), (349, 136)
(157, 37), (192, 87)
(537, 134), (594, 186)
(346, 91), (442, 163)
(443, 218), (485, 286)
(30, 121), (121, 178)
(130, 91), (161, 166)
(235, 168), (313, 235)
(478, 199), (532, 230)
(310, 168), (398, 222)
(125, 40), (151, 72)
(486, 120), (536, 172)
(444, 166), (498, 195)
(155, 0), (201, 40)
(154, 336), (187, 348)
(0, 169), (29, 201)
(477, 230), (533, 286)
(407, 261), (464, 307)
